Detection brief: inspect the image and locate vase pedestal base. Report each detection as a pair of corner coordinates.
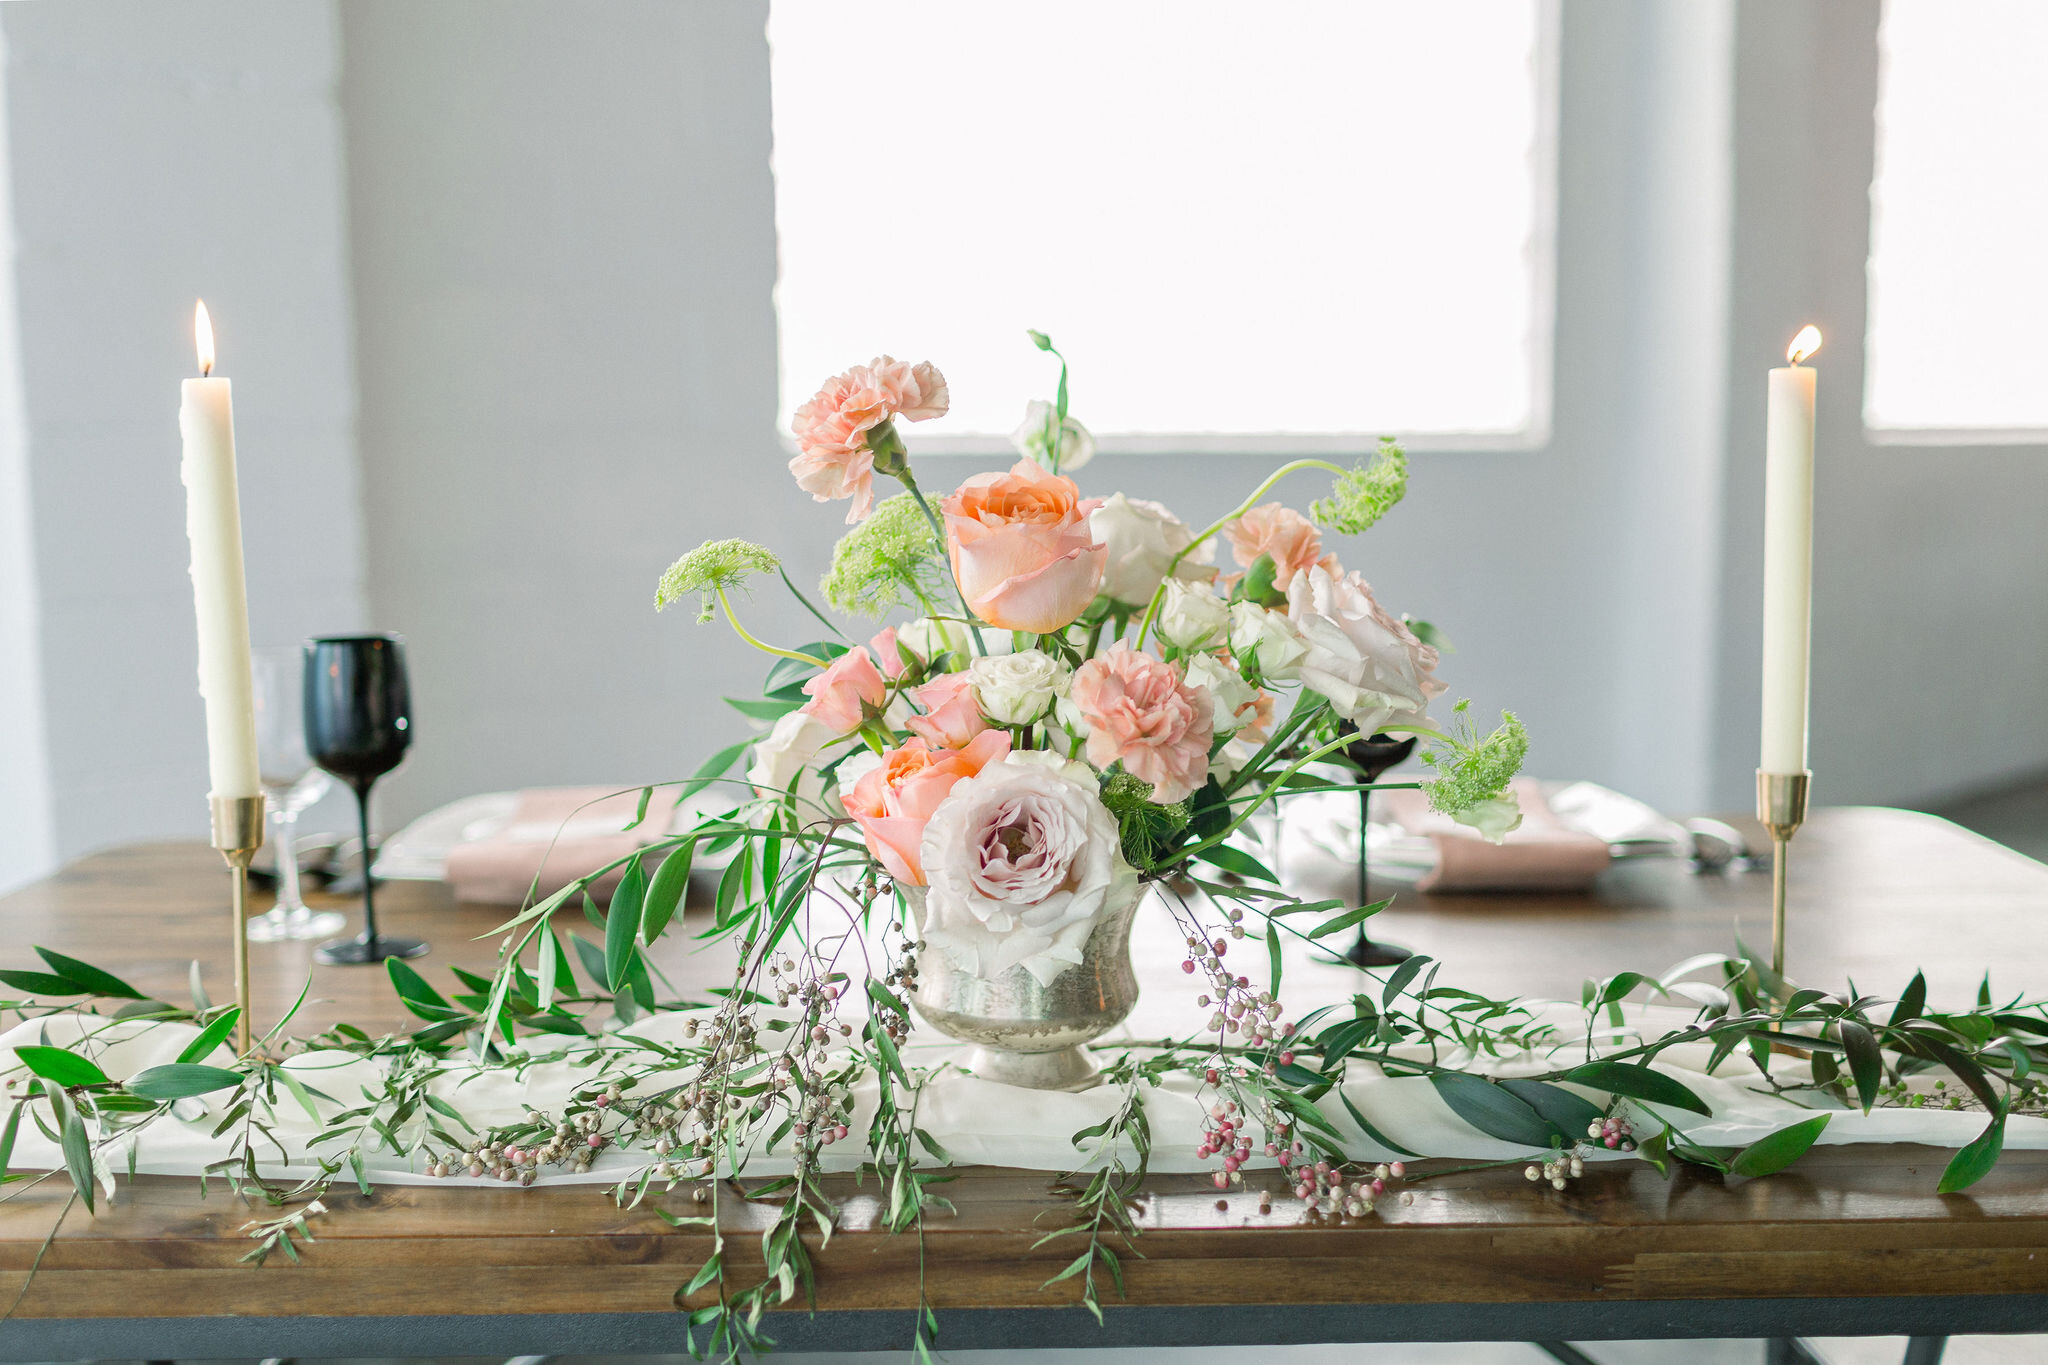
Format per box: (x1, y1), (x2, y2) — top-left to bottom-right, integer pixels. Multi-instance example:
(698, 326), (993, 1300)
(962, 1044), (1104, 1092)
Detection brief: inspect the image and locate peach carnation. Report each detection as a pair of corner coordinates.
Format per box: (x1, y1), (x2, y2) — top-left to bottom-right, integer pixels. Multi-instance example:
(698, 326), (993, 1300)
(1069, 644), (1214, 803)
(789, 356), (949, 523)
(1225, 502), (1336, 590)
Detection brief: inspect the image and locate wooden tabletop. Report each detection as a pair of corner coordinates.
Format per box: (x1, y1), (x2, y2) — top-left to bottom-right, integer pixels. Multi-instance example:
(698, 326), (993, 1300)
(0, 807), (2043, 1355)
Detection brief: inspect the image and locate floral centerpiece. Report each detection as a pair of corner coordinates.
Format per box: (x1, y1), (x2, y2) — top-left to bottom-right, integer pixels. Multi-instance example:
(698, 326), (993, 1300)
(653, 338), (1525, 1088)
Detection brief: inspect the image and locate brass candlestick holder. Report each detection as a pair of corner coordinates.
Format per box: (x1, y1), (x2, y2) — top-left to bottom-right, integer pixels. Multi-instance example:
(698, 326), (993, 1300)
(210, 793), (266, 1056)
(1755, 770), (1810, 979)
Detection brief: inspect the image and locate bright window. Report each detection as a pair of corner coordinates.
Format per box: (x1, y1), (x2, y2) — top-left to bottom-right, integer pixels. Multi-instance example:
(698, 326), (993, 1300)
(767, 1), (1554, 451)
(1866, 0), (2048, 435)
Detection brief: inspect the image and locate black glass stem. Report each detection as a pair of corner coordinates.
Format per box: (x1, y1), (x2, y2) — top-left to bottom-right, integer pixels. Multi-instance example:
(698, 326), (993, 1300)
(302, 634), (427, 964)
(1343, 730), (1418, 969)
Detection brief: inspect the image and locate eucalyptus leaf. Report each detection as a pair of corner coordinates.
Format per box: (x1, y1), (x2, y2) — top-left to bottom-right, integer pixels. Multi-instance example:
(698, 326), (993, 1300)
(1429, 1072), (1558, 1148)
(126, 1064), (245, 1101)
(175, 1009), (242, 1065)
(1728, 1112), (1830, 1178)
(607, 857), (647, 992)
(1561, 1061), (1713, 1116)
(1938, 1112), (2006, 1194)
(14, 1045), (109, 1089)
(34, 948), (143, 999)
(642, 840), (696, 944)
(1839, 1019), (1882, 1114)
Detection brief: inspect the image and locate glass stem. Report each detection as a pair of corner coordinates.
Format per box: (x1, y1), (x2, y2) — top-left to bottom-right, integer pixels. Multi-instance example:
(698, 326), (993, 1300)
(355, 784), (382, 949)
(273, 806), (307, 915)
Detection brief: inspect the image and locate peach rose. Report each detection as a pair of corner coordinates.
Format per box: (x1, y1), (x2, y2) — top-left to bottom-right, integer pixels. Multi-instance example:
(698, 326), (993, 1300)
(941, 460), (1106, 633)
(799, 647), (888, 733)
(905, 671), (990, 750)
(842, 730), (1011, 885)
(1225, 503), (1337, 590)
(789, 357), (949, 523)
(1069, 644), (1215, 803)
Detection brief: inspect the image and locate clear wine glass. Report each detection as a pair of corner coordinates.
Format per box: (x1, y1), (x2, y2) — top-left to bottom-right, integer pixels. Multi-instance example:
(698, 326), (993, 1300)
(250, 647), (346, 943)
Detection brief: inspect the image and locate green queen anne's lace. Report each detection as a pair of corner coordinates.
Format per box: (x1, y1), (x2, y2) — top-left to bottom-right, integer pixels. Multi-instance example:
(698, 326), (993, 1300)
(1424, 709), (1529, 818)
(654, 538), (781, 623)
(1312, 437), (1409, 535)
(821, 492), (945, 619)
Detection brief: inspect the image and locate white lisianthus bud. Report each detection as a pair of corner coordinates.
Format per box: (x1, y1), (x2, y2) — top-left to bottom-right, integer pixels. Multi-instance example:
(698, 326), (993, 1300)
(1228, 601), (1309, 681)
(967, 648), (1068, 726)
(1182, 652), (1259, 736)
(1158, 580), (1230, 652)
(896, 616), (1012, 663)
(1090, 494), (1215, 607)
(748, 709), (838, 799)
(1450, 792), (1524, 845)
(1010, 399), (1096, 473)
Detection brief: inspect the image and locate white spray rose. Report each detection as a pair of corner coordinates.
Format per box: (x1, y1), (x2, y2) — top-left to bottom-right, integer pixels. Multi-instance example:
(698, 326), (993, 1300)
(1158, 579), (1230, 651)
(966, 648), (1069, 726)
(1089, 494), (1215, 607)
(1229, 600), (1309, 681)
(1285, 566), (1446, 731)
(917, 750), (1140, 985)
(1181, 651), (1259, 736)
(748, 709), (838, 801)
(1010, 399), (1096, 473)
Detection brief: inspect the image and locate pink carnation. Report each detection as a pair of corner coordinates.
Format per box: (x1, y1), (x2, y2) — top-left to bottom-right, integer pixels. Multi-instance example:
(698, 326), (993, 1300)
(789, 357), (949, 523)
(1069, 644), (1214, 803)
(799, 647), (888, 733)
(1225, 503), (1336, 590)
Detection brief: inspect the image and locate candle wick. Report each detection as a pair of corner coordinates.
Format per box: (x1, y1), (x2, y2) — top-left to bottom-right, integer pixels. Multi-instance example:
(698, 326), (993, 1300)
(202, 362), (212, 378)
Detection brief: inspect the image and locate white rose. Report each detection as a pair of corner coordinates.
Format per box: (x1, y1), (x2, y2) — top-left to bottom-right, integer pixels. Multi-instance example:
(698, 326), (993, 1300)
(1285, 566), (1447, 731)
(1010, 399), (1097, 473)
(748, 709), (838, 801)
(1182, 651), (1259, 736)
(966, 648), (1068, 726)
(1089, 494), (1215, 606)
(896, 616), (1012, 664)
(1451, 792), (1524, 844)
(917, 751), (1140, 985)
(1158, 579), (1230, 651)
(1229, 600), (1309, 681)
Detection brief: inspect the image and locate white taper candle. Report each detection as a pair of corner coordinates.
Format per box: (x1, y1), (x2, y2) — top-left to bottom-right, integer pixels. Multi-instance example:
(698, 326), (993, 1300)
(179, 301), (261, 799)
(1759, 325), (1821, 775)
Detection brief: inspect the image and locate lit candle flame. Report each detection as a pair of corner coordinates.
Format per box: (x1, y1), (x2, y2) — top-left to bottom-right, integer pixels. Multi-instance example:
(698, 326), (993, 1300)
(1786, 325), (1822, 366)
(194, 300), (215, 377)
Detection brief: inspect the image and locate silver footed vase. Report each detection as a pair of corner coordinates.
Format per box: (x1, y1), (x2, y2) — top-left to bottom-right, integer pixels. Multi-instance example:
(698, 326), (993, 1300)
(904, 880), (1148, 1091)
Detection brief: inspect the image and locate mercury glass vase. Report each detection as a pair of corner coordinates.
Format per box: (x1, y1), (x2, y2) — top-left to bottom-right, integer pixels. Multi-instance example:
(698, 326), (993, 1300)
(904, 880), (1148, 1091)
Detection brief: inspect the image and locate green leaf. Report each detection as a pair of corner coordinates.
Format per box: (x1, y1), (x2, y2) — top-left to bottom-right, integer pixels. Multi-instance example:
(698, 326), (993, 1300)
(1194, 844), (1277, 883)
(126, 1064), (246, 1101)
(622, 785), (654, 831)
(175, 1009), (242, 1065)
(1496, 1079), (1603, 1139)
(642, 841), (695, 945)
(536, 929), (560, 1011)
(1888, 971), (1927, 1028)
(678, 740), (749, 803)
(0, 970), (86, 996)
(1308, 899), (1391, 941)
(1561, 1061), (1713, 1116)
(1839, 1019), (1882, 1114)
(1339, 1089), (1420, 1157)
(607, 858), (647, 992)
(724, 695), (803, 722)
(34, 948), (143, 999)
(1728, 1112), (1830, 1178)
(0, 1102), (20, 1178)
(1381, 954), (1431, 1008)
(1429, 1072), (1558, 1148)
(1938, 1113), (2006, 1194)
(14, 1046), (109, 1089)
(570, 933), (609, 990)
(386, 959), (457, 1020)
(1266, 920), (1283, 997)
(58, 1099), (93, 1213)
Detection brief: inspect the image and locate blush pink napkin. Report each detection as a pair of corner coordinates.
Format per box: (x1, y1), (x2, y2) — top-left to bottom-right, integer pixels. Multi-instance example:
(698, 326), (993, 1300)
(443, 787), (656, 906)
(1379, 777), (1612, 893)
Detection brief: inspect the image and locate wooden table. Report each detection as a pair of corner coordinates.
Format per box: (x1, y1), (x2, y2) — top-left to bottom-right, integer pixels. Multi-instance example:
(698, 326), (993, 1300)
(0, 807), (2043, 1359)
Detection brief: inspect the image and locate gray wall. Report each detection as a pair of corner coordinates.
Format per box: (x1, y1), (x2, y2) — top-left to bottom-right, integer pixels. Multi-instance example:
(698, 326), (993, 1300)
(1, 0), (2043, 894)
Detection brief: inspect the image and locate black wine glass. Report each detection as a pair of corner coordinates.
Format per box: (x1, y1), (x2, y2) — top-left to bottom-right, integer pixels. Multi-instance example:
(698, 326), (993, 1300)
(1343, 729), (1418, 968)
(303, 635), (427, 964)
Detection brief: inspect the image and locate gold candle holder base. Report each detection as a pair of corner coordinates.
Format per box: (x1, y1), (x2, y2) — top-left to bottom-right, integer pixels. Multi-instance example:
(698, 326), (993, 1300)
(1755, 770), (1810, 981)
(210, 793), (266, 1056)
